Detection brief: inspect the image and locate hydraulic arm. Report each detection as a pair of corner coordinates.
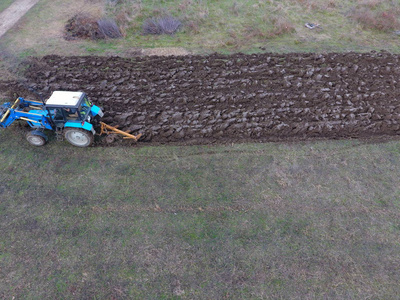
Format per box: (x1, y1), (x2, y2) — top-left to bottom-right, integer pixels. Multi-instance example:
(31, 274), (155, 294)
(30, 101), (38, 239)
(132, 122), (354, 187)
(0, 97), (52, 129)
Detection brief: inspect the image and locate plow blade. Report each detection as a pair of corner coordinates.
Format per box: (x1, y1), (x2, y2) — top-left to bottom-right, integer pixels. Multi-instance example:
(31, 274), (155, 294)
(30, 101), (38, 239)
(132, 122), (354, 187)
(99, 121), (142, 142)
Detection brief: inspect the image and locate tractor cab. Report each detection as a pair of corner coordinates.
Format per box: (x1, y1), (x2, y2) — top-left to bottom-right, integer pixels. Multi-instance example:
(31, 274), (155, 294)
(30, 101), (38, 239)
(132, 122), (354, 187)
(40, 91), (104, 147)
(45, 91), (97, 127)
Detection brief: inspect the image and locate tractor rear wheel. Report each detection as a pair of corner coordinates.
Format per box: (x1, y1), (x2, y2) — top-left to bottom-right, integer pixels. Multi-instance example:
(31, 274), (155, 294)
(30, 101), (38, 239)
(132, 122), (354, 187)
(64, 128), (94, 147)
(26, 131), (47, 146)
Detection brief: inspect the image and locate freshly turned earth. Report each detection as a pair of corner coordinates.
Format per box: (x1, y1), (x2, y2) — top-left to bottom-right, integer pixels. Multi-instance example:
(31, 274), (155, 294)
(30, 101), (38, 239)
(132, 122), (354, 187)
(1, 51), (400, 145)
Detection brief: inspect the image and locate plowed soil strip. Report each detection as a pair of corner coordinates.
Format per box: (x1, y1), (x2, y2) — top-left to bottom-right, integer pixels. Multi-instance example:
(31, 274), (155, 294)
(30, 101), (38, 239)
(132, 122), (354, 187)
(1, 51), (400, 145)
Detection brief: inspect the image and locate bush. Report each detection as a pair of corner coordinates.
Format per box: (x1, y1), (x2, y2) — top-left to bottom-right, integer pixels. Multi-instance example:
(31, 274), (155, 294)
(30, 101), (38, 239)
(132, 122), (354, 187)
(64, 14), (122, 40)
(143, 15), (182, 35)
(97, 18), (122, 38)
(349, 3), (400, 32)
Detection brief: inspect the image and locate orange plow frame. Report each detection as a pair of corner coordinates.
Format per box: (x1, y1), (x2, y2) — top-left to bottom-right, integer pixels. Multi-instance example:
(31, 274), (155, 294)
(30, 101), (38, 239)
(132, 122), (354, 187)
(99, 121), (142, 142)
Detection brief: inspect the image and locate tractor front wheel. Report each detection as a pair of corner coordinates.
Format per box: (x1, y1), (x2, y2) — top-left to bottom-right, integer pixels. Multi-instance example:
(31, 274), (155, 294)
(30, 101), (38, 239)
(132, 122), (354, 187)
(64, 128), (94, 147)
(26, 131), (47, 146)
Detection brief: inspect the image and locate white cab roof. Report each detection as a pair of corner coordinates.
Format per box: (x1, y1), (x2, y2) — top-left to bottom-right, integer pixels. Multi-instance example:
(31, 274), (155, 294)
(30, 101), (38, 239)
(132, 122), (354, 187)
(46, 91), (84, 106)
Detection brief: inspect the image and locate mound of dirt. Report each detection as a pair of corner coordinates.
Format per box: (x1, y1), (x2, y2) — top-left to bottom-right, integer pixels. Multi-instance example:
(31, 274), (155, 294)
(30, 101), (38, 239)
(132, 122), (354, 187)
(64, 14), (121, 40)
(64, 13), (100, 40)
(1, 51), (400, 146)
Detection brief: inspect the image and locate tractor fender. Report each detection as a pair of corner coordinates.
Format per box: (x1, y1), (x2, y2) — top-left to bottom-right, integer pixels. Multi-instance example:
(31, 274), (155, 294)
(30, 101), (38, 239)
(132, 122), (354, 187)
(64, 121), (96, 135)
(90, 105), (104, 117)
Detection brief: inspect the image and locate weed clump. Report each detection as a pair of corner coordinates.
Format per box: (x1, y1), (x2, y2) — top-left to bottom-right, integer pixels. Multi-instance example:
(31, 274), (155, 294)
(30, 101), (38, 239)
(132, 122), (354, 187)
(64, 13), (122, 40)
(244, 16), (295, 43)
(143, 16), (182, 35)
(349, 3), (400, 32)
(97, 18), (122, 39)
(270, 16), (296, 37)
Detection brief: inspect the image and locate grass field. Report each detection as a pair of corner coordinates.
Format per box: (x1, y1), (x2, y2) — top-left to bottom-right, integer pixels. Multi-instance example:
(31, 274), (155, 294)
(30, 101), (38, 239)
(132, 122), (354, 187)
(1, 0), (400, 57)
(1, 0), (400, 298)
(1, 126), (400, 298)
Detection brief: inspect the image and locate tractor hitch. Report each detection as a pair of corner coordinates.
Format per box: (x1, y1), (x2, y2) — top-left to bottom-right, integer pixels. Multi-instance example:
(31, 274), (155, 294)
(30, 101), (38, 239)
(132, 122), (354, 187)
(99, 121), (142, 142)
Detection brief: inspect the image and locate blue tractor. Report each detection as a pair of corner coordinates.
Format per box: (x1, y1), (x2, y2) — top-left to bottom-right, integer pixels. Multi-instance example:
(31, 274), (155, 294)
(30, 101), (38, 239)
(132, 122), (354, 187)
(0, 91), (104, 147)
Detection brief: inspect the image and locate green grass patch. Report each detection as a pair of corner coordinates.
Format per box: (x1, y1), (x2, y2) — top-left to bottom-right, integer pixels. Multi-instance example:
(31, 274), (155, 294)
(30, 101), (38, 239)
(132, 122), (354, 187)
(2, 0), (400, 56)
(1, 126), (400, 298)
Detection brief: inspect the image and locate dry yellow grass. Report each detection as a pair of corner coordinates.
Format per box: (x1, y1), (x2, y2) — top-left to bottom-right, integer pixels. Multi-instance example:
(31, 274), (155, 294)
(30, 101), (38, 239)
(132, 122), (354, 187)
(142, 47), (190, 56)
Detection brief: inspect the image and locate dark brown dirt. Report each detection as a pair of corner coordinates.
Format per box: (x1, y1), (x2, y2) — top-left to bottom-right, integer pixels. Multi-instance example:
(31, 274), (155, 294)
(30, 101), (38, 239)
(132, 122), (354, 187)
(1, 51), (400, 145)
(64, 13), (101, 40)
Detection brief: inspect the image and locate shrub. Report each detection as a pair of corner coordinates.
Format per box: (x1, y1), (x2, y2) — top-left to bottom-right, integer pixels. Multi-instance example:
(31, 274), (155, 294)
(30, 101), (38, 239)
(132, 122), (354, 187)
(97, 18), (122, 38)
(64, 13), (122, 40)
(143, 15), (182, 35)
(349, 0), (400, 32)
(350, 8), (400, 32)
(106, 0), (143, 36)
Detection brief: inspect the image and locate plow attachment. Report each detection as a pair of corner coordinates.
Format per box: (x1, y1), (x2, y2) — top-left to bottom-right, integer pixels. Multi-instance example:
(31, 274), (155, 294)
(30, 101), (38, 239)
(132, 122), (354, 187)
(99, 121), (142, 142)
